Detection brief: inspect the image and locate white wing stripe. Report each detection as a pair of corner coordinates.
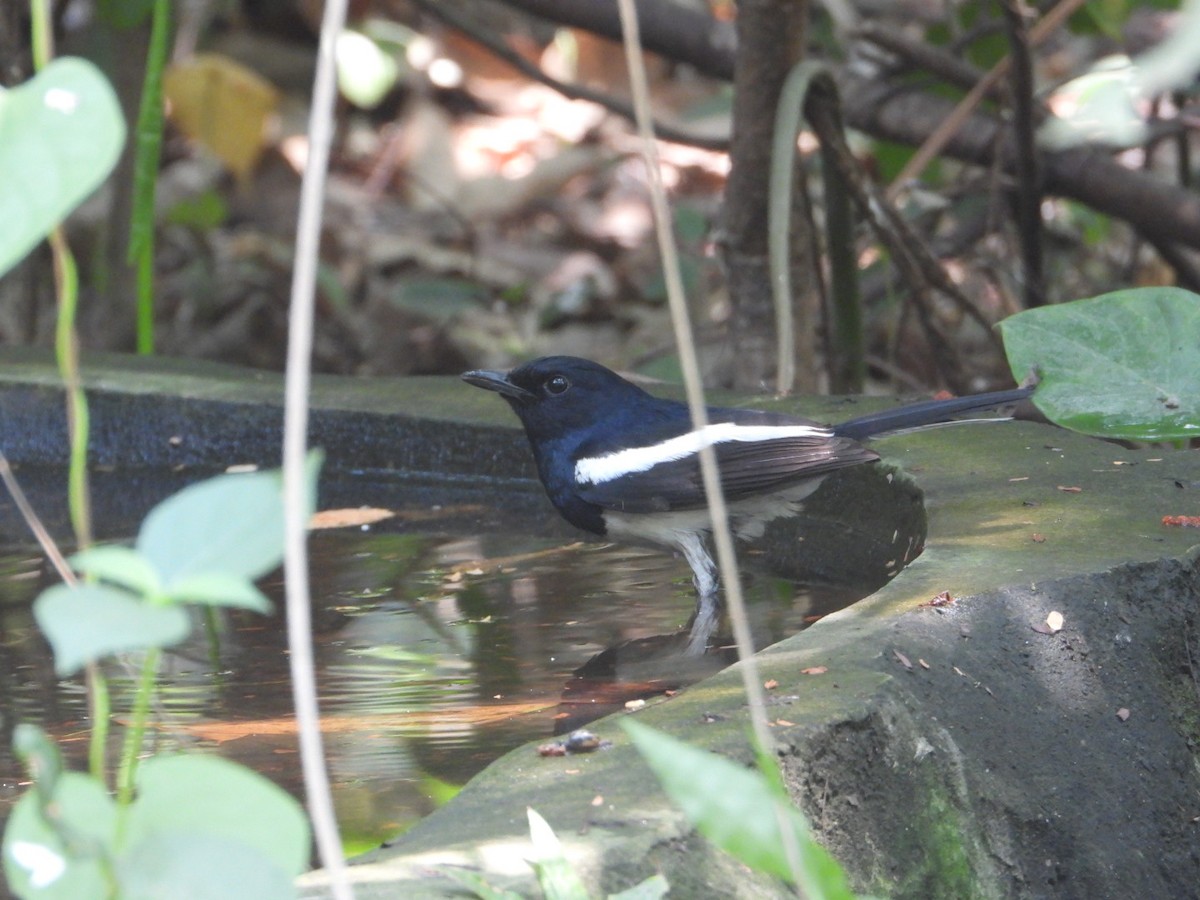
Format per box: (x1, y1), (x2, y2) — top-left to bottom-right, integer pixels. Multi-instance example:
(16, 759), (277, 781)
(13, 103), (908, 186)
(574, 422), (831, 485)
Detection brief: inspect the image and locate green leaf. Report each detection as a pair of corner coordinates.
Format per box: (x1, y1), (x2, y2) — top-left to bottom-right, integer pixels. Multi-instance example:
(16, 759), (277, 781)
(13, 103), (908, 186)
(124, 755), (310, 879)
(1132, 0), (1200, 97)
(164, 189), (228, 230)
(137, 456), (321, 587)
(526, 808), (590, 900)
(999, 287), (1200, 440)
(1039, 58), (1144, 150)
(673, 205), (709, 243)
(1070, 0), (1131, 39)
(12, 725), (65, 811)
(639, 256), (700, 305)
(868, 138), (917, 185)
(98, 0), (154, 28)
(137, 471), (285, 586)
(963, 29), (1008, 72)
(117, 833), (294, 900)
(390, 277), (488, 322)
(68, 545), (161, 597)
(438, 867), (526, 900)
(336, 29), (402, 109)
(622, 720), (856, 898)
(34, 584), (190, 676)
(609, 873), (670, 900)
(2, 772), (118, 899)
(165, 572), (272, 613)
(0, 58), (125, 276)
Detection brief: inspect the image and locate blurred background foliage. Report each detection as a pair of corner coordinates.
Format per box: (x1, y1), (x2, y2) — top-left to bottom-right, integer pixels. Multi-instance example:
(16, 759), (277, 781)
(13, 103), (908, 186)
(0, 0), (1195, 394)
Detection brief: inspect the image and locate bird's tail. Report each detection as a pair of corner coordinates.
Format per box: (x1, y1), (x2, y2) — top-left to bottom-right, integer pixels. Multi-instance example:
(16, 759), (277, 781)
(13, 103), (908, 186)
(832, 386), (1034, 441)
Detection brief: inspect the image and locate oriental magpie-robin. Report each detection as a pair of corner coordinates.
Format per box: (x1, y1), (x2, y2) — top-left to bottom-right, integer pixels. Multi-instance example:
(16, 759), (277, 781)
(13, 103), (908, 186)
(464, 356), (1031, 653)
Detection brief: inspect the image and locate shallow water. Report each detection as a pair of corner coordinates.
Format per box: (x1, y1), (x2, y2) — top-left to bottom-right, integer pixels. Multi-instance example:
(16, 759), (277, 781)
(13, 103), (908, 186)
(0, 464), (920, 854)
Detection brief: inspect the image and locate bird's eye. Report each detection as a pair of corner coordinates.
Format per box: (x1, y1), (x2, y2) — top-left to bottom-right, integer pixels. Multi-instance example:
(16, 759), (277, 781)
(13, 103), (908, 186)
(544, 375), (571, 395)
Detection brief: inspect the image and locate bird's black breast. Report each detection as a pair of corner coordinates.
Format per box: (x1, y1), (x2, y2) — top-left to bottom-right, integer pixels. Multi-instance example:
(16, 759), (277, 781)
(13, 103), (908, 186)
(529, 434), (607, 535)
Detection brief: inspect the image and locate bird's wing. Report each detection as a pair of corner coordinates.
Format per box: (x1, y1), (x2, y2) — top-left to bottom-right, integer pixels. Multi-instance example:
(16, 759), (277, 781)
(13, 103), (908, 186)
(575, 429), (878, 513)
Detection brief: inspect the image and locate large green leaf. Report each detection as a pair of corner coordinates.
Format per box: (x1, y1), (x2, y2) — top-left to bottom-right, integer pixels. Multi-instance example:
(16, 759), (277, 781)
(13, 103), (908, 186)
(117, 833), (294, 900)
(2, 772), (117, 899)
(69, 548), (273, 613)
(622, 720), (855, 898)
(3, 755), (307, 899)
(165, 572), (272, 613)
(11, 725), (65, 811)
(137, 470), (287, 586)
(0, 58), (125, 276)
(34, 584), (190, 676)
(999, 287), (1200, 440)
(137, 455), (321, 587)
(123, 755), (310, 879)
(68, 545), (161, 597)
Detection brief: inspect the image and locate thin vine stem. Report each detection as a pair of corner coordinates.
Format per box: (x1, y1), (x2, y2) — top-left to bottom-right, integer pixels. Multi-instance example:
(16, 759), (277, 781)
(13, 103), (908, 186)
(282, 0), (353, 895)
(31, 0), (105, 779)
(614, 0), (808, 891)
(116, 648), (160, 807)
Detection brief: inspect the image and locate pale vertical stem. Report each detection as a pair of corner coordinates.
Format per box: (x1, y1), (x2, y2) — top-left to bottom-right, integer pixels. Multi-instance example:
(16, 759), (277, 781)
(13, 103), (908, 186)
(282, 0), (353, 895)
(615, 1), (807, 891)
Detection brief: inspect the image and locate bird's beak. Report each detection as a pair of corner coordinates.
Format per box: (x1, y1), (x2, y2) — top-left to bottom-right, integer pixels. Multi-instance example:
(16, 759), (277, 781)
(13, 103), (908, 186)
(462, 369), (536, 403)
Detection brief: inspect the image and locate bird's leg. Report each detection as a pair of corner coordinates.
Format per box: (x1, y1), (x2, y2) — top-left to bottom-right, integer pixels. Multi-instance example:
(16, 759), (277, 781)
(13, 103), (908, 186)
(686, 595), (720, 655)
(677, 533), (720, 655)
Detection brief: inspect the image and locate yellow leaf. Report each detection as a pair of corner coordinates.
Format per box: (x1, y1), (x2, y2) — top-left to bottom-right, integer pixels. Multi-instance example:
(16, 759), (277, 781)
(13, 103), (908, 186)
(309, 507), (396, 530)
(164, 54), (279, 177)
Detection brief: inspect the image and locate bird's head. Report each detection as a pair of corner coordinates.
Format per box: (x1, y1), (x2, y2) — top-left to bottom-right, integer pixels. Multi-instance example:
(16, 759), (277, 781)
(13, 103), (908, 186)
(462, 356), (654, 440)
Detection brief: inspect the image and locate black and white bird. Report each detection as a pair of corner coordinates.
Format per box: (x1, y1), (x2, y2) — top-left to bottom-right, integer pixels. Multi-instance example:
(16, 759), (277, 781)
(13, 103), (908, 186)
(463, 356), (1031, 653)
